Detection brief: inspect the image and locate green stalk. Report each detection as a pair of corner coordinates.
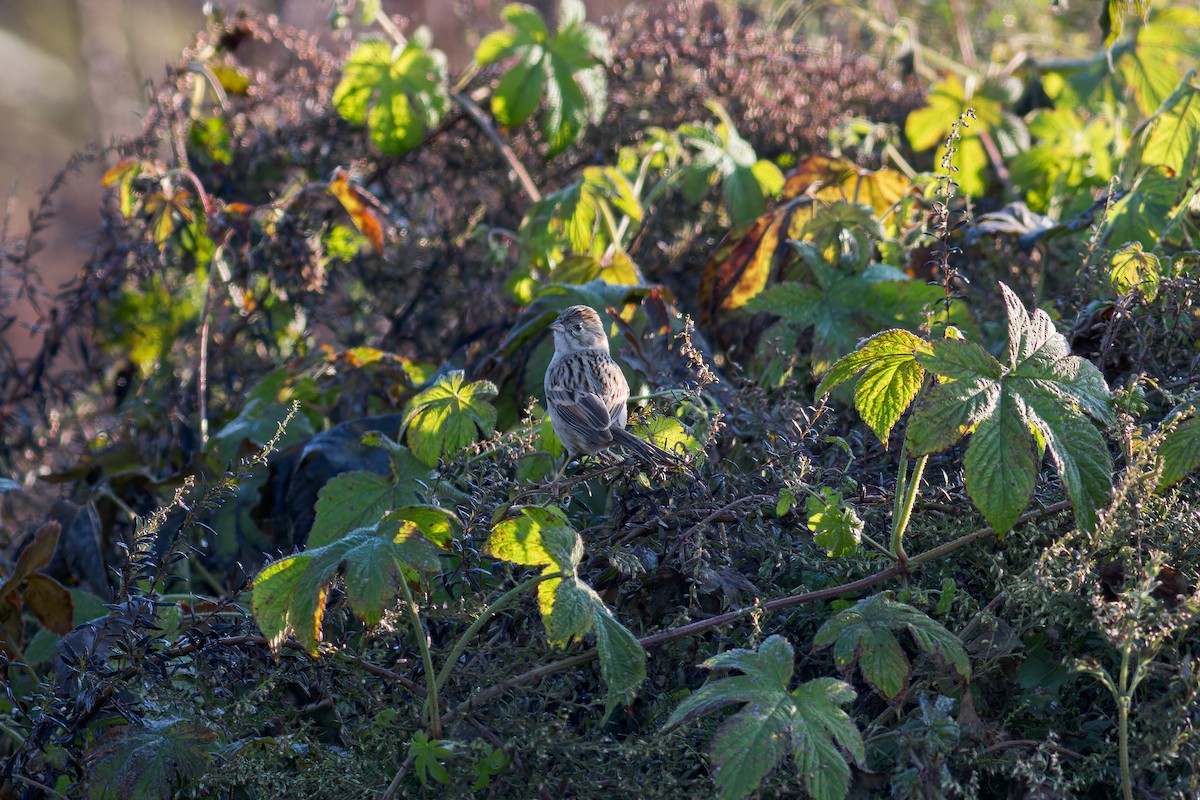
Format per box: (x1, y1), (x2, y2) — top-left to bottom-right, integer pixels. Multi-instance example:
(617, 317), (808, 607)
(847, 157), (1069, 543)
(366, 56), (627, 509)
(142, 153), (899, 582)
(890, 453), (928, 565)
(1118, 645), (1132, 800)
(399, 578), (442, 738)
(433, 571), (556, 696)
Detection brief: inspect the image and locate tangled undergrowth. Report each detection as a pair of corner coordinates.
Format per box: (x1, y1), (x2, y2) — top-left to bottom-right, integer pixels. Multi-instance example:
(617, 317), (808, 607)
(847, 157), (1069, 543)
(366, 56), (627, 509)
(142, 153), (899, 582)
(2, 0), (1200, 798)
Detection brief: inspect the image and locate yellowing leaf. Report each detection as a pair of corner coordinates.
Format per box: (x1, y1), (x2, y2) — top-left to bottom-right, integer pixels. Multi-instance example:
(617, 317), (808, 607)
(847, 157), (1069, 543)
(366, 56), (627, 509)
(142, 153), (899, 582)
(782, 156), (913, 217)
(328, 168), (385, 254)
(1107, 241), (1161, 300)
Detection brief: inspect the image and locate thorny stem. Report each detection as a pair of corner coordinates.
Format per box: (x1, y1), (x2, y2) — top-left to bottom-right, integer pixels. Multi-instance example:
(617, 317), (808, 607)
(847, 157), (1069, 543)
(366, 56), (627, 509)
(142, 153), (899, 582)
(443, 500), (1072, 725)
(401, 578), (442, 739)
(453, 91), (542, 203)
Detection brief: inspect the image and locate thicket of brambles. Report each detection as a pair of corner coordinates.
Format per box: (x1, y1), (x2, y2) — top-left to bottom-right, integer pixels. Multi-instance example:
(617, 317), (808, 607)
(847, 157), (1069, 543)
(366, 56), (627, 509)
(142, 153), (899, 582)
(2, 1), (1200, 797)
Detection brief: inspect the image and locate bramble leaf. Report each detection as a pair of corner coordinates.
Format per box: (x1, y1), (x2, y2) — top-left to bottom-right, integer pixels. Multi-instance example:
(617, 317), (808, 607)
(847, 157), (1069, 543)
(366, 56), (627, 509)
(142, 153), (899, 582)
(815, 328), (931, 444)
(252, 508), (451, 654)
(333, 33), (449, 156)
(522, 166), (642, 268)
(1158, 409), (1200, 489)
(82, 718), (217, 800)
(908, 283), (1112, 534)
(904, 75), (1020, 196)
(478, 0), (610, 155)
(750, 252), (942, 379)
(1101, 166), (1183, 248)
(679, 101), (784, 226)
(782, 155), (912, 217)
(307, 451), (432, 549)
(664, 635), (864, 800)
(806, 489), (863, 558)
(485, 507), (645, 715)
(402, 371), (498, 466)
(814, 594), (970, 700)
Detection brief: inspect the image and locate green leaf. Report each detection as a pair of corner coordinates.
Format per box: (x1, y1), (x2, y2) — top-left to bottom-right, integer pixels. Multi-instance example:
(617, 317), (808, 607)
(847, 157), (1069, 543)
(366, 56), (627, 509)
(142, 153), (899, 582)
(1158, 411), (1200, 488)
(593, 605), (647, 720)
(632, 416), (701, 457)
(806, 489), (863, 558)
(306, 449), (432, 548)
(492, 50), (547, 127)
(1009, 108), (1116, 215)
(333, 35), (450, 156)
(907, 283), (1112, 535)
(1142, 72), (1200, 174)
(664, 635), (864, 800)
(1102, 166), (1184, 248)
(402, 370), (498, 466)
(252, 513), (449, 655)
(485, 507), (646, 707)
(904, 75), (1012, 196)
(815, 328), (931, 444)
(679, 101), (783, 226)
(485, 505), (577, 568)
(1107, 241), (1161, 300)
(482, 0), (609, 154)
(82, 718), (217, 800)
(814, 594), (970, 701)
(522, 166), (641, 265)
(410, 732), (453, 788)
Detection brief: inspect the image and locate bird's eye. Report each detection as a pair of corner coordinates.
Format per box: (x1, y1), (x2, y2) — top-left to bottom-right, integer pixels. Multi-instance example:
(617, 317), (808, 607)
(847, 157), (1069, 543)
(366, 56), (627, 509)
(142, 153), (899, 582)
(575, 324), (582, 331)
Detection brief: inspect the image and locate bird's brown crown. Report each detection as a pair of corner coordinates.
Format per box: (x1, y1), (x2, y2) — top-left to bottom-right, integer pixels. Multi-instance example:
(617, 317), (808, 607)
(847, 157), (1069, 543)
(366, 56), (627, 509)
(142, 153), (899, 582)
(552, 305), (608, 350)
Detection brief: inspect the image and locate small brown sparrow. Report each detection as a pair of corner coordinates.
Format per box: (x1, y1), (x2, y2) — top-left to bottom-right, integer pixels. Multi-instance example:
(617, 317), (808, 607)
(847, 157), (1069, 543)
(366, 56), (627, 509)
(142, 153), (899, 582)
(544, 305), (678, 469)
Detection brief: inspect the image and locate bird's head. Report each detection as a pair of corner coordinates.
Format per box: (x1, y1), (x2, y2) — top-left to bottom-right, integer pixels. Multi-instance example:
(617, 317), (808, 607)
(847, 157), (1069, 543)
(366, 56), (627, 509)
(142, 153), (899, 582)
(549, 305), (609, 352)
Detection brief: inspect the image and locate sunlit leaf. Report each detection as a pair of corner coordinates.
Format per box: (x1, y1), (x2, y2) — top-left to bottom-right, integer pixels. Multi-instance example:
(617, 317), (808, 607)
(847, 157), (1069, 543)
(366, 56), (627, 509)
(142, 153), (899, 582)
(904, 74), (1017, 196)
(252, 511), (449, 655)
(782, 156), (913, 217)
(1107, 241), (1161, 300)
(478, 1), (610, 155)
(806, 489), (863, 558)
(815, 329), (931, 445)
(401, 371), (498, 466)
(679, 101), (783, 226)
(908, 283), (1112, 534)
(333, 33), (450, 156)
(1101, 166), (1182, 249)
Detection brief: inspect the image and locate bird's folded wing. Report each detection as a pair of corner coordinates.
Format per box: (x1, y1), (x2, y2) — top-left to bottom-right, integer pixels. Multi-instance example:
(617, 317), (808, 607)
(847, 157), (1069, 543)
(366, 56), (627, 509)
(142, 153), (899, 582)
(546, 388), (615, 447)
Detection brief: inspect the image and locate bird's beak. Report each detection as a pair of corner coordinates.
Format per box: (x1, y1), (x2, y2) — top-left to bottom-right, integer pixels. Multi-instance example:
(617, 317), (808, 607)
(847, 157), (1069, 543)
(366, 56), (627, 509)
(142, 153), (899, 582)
(549, 321), (565, 333)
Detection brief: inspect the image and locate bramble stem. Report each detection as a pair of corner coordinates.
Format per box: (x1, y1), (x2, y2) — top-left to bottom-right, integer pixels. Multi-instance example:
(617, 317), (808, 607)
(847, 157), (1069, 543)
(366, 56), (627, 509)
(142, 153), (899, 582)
(400, 579), (442, 738)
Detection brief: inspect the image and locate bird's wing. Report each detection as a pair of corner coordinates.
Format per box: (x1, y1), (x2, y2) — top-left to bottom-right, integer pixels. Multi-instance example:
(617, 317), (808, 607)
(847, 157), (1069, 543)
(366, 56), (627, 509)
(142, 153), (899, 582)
(545, 384), (615, 448)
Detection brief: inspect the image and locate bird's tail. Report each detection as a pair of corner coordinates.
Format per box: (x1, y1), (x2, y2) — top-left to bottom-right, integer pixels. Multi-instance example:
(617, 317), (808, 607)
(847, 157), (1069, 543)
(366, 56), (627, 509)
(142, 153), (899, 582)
(611, 427), (690, 472)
